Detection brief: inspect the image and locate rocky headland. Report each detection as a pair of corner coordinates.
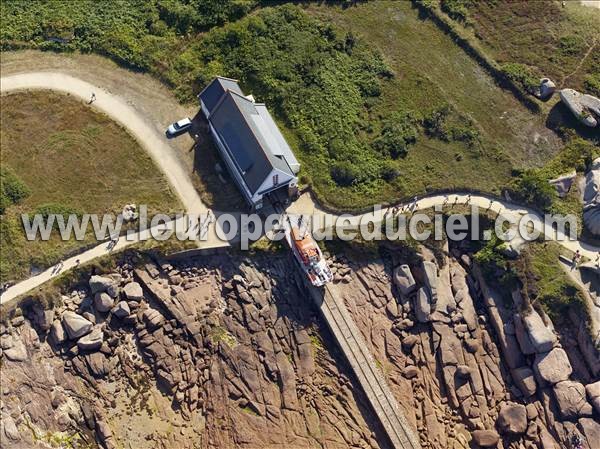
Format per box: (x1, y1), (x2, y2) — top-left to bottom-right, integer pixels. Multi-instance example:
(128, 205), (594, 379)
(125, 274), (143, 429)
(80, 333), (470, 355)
(1, 245), (599, 449)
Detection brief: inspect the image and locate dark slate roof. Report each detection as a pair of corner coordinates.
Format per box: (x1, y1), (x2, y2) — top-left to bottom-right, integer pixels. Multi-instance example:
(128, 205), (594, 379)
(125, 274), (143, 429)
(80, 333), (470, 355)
(209, 90), (295, 194)
(198, 76), (243, 115)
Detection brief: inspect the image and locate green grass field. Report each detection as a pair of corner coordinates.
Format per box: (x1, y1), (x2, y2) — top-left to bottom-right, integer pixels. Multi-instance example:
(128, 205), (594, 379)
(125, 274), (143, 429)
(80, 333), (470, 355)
(302, 1), (565, 205)
(1, 91), (179, 281)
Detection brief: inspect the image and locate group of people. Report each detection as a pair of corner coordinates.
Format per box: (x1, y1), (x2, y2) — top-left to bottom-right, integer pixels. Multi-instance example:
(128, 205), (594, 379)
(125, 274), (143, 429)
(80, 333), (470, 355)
(385, 193), (475, 218)
(51, 261), (64, 275)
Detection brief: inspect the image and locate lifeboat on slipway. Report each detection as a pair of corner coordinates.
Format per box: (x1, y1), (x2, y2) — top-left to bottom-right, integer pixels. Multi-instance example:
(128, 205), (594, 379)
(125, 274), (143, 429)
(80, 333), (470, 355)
(283, 214), (333, 287)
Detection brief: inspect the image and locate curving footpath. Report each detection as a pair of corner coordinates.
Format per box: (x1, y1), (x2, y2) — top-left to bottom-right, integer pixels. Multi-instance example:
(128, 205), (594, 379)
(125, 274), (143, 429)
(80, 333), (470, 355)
(287, 191), (600, 259)
(1, 72), (227, 305)
(1, 72), (206, 214)
(3, 72), (599, 305)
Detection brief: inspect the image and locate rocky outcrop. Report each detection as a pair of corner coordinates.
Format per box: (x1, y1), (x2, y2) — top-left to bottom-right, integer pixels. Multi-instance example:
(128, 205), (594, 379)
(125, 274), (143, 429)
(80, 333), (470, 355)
(583, 158), (600, 236)
(471, 430), (500, 447)
(534, 77), (556, 100)
(4, 249), (599, 449)
(552, 380), (593, 419)
(50, 320), (66, 344)
(111, 301), (130, 319)
(415, 287), (431, 323)
(3, 336), (27, 362)
(89, 275), (117, 295)
(512, 367), (537, 397)
(586, 380), (600, 414)
(522, 309), (556, 353)
(560, 88), (600, 127)
(393, 264), (416, 296)
(122, 281), (143, 301)
(94, 292), (114, 313)
(549, 171), (576, 198)
(77, 327), (103, 351)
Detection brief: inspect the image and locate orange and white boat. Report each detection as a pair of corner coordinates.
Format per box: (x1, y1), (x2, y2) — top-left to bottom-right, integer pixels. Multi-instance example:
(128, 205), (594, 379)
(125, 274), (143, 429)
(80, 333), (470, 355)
(284, 215), (333, 287)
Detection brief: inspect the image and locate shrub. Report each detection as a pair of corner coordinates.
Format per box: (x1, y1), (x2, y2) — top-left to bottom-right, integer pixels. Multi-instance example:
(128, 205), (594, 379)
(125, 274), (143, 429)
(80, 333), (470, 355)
(373, 110), (419, 159)
(474, 233), (519, 290)
(380, 162), (401, 182)
(423, 104), (452, 140)
(509, 170), (556, 212)
(0, 167), (30, 214)
(558, 35), (586, 56)
(423, 103), (479, 146)
(441, 0), (473, 23)
(501, 62), (539, 93)
(448, 124), (479, 147)
(330, 161), (360, 187)
(584, 73), (600, 97)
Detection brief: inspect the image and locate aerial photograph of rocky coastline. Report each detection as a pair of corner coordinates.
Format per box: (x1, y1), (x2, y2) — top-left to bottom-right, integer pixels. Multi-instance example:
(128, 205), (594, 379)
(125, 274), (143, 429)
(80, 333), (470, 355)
(1, 1), (599, 448)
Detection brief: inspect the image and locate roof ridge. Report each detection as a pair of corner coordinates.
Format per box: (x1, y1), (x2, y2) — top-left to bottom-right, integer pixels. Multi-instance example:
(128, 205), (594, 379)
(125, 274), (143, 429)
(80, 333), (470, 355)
(228, 93), (275, 167)
(215, 75), (239, 83)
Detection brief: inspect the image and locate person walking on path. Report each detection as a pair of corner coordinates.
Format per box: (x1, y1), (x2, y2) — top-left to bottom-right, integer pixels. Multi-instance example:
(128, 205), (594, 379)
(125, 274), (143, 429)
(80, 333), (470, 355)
(572, 250), (581, 270)
(89, 92), (96, 104)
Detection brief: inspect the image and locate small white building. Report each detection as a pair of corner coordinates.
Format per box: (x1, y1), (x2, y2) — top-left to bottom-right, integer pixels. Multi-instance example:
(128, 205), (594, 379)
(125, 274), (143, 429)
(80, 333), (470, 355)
(199, 77), (300, 209)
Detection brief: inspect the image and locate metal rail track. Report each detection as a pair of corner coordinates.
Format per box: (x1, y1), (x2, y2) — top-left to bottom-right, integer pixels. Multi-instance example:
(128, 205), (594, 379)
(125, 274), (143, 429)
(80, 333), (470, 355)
(312, 284), (421, 449)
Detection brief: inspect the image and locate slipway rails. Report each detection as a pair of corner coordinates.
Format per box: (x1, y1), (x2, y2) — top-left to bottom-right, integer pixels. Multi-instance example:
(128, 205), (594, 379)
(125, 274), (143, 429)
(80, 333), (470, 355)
(307, 283), (421, 449)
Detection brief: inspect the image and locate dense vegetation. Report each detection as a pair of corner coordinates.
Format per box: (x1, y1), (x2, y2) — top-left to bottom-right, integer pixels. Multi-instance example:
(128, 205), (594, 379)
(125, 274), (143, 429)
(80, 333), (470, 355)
(1, 0), (256, 70)
(0, 167), (30, 214)
(173, 6), (397, 191)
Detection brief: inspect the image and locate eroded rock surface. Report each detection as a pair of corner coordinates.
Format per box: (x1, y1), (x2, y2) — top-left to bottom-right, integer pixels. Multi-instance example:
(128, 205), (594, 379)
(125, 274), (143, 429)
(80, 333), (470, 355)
(2, 247), (598, 449)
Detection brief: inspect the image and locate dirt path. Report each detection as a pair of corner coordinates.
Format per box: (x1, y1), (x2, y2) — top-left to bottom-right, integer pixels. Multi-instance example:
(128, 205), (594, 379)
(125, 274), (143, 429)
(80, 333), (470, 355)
(4, 189), (600, 305)
(561, 40), (598, 87)
(1, 50), (198, 172)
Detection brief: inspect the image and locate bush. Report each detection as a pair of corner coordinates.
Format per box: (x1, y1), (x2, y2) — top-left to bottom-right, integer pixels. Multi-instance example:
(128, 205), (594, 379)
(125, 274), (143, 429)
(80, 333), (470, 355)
(423, 103), (479, 146)
(558, 35), (586, 56)
(441, 0), (473, 23)
(474, 233), (519, 290)
(0, 167), (30, 214)
(330, 161), (361, 187)
(373, 110), (419, 158)
(509, 170), (556, 212)
(380, 162), (401, 182)
(584, 73), (600, 97)
(423, 104), (452, 140)
(501, 62), (539, 93)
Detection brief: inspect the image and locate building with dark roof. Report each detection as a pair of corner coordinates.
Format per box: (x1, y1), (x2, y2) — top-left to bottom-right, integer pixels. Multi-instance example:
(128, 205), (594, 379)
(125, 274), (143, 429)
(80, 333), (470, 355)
(199, 77), (300, 209)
